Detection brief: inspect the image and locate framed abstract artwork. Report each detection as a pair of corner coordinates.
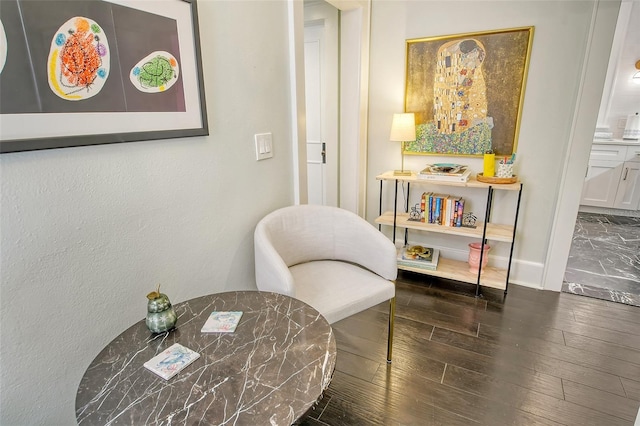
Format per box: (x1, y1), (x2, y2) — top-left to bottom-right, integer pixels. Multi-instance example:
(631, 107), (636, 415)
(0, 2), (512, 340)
(0, 0), (208, 153)
(403, 27), (534, 157)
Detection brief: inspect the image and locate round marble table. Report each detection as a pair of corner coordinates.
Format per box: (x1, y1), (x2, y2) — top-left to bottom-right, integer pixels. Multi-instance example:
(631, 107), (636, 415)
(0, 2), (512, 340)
(76, 291), (337, 425)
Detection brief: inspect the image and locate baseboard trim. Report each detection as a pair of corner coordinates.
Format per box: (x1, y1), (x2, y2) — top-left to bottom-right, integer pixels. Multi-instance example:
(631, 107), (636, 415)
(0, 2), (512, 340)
(579, 205), (640, 218)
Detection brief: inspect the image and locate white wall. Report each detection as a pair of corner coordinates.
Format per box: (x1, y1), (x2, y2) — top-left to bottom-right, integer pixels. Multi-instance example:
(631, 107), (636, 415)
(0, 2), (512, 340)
(601, 1), (640, 138)
(0, 1), (294, 424)
(366, 0), (616, 288)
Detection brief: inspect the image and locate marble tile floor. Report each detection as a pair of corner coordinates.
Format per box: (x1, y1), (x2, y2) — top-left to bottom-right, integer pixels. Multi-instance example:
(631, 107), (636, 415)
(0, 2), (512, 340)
(562, 212), (640, 307)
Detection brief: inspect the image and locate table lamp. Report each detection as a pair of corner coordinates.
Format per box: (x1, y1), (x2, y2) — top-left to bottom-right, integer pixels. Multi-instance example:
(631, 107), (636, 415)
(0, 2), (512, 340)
(390, 113), (416, 176)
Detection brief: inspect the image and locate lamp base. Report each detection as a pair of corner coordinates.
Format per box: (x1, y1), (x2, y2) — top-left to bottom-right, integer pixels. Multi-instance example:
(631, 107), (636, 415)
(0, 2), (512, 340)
(393, 170), (412, 176)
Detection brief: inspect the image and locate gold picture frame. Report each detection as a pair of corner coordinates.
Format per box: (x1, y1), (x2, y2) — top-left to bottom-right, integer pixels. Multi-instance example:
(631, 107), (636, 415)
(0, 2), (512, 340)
(404, 26), (534, 157)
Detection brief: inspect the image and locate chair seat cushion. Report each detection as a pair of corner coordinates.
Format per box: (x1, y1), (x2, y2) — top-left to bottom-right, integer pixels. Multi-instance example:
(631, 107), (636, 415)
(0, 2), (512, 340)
(289, 260), (395, 324)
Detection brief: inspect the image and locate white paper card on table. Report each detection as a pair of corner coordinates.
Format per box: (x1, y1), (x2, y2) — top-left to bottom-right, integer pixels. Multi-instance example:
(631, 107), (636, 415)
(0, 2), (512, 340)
(201, 311), (243, 333)
(143, 343), (200, 380)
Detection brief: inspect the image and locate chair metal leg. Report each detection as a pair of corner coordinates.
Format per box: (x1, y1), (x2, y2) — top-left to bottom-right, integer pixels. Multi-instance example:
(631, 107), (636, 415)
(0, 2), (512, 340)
(387, 296), (396, 363)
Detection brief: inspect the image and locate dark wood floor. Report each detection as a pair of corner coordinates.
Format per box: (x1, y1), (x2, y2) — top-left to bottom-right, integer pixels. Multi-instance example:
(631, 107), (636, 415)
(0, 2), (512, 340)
(301, 271), (640, 425)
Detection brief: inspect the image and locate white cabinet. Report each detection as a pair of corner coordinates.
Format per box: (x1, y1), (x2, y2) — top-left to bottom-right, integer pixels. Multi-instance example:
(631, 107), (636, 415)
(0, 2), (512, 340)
(613, 152), (640, 210)
(581, 160), (624, 207)
(581, 144), (640, 210)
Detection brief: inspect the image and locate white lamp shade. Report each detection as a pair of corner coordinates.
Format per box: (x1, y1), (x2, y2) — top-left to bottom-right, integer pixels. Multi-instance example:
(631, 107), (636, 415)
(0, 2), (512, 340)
(389, 113), (416, 142)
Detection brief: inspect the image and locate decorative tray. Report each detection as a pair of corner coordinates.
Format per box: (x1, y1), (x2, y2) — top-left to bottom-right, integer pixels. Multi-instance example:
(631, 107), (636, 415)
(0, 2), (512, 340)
(476, 173), (518, 184)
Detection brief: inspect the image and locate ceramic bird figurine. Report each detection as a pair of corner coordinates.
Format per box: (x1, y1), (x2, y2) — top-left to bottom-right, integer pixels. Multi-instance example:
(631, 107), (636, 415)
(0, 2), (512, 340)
(146, 284), (177, 333)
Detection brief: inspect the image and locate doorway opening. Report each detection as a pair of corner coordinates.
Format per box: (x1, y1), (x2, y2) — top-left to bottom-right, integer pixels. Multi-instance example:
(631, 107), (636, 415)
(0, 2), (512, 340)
(562, 2), (640, 307)
(304, 0), (339, 207)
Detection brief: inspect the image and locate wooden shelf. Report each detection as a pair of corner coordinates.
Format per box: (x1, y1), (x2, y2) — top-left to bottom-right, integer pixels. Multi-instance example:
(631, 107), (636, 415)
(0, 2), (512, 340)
(375, 211), (514, 242)
(377, 170), (523, 295)
(398, 256), (507, 290)
(376, 170), (522, 191)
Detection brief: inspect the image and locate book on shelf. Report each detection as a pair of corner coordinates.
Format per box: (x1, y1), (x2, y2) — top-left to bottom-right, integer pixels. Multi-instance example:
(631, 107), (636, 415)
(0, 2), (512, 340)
(201, 311), (243, 333)
(427, 193), (448, 225)
(419, 192), (465, 227)
(435, 195), (447, 225)
(456, 198), (465, 227)
(444, 197), (452, 227)
(420, 192), (431, 223)
(144, 343), (200, 380)
(448, 196), (463, 227)
(418, 168), (471, 182)
(397, 245), (440, 270)
(421, 163), (468, 175)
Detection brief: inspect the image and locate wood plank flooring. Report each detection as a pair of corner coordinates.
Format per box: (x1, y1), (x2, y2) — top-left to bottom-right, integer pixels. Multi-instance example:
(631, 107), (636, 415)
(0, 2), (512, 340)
(300, 271), (640, 425)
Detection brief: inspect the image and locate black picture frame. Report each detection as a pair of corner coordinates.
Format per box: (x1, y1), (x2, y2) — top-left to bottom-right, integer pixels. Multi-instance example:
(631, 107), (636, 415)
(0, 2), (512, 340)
(0, 0), (208, 154)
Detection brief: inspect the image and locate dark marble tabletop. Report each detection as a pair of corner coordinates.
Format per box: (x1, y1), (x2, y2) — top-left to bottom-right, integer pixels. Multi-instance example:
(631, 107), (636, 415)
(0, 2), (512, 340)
(76, 291), (337, 425)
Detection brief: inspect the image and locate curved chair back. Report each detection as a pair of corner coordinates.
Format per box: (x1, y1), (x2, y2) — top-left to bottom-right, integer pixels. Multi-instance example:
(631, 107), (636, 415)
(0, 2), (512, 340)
(254, 205), (397, 295)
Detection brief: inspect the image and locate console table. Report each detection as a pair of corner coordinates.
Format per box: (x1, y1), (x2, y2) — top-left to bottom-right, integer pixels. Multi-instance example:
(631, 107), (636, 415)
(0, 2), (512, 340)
(376, 171), (523, 296)
(75, 291), (337, 425)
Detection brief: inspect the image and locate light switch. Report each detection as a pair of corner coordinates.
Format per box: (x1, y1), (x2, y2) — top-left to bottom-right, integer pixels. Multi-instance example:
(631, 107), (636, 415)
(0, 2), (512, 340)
(255, 133), (273, 161)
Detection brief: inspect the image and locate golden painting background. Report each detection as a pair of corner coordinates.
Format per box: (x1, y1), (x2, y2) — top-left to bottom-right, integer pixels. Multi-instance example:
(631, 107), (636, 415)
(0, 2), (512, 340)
(404, 27), (533, 157)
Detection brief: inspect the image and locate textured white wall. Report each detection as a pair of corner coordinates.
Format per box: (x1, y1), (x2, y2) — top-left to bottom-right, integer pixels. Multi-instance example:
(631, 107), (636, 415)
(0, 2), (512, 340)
(607, 1), (640, 138)
(0, 1), (294, 424)
(366, 0), (614, 288)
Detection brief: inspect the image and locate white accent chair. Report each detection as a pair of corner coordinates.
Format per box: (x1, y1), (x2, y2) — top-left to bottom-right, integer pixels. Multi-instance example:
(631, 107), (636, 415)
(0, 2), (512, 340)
(254, 204), (397, 362)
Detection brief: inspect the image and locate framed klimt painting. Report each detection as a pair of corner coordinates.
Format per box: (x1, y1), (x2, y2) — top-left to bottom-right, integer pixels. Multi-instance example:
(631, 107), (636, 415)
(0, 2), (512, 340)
(0, 0), (208, 153)
(404, 27), (534, 157)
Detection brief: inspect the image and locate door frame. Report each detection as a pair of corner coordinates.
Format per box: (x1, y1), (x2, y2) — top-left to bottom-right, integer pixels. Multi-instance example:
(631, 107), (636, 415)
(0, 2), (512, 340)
(288, 0), (371, 216)
(543, 0), (620, 291)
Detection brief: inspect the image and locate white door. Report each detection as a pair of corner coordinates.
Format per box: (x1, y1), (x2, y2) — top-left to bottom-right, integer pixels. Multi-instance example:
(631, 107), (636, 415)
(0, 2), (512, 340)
(304, 25), (325, 205)
(304, 3), (338, 206)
